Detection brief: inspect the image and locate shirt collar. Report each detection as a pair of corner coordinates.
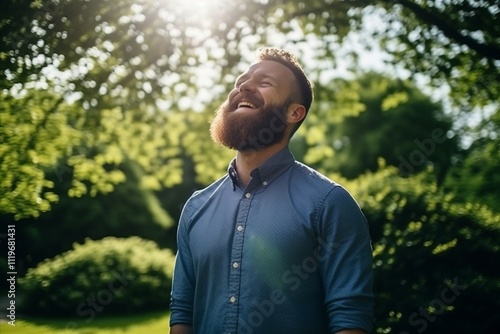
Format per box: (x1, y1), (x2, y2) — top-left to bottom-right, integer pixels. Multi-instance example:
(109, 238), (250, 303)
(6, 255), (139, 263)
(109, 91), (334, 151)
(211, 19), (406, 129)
(227, 147), (295, 190)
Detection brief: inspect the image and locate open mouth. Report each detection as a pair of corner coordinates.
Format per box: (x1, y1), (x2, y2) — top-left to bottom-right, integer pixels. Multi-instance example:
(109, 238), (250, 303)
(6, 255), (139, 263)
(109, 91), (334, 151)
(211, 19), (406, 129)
(228, 93), (263, 112)
(236, 101), (259, 110)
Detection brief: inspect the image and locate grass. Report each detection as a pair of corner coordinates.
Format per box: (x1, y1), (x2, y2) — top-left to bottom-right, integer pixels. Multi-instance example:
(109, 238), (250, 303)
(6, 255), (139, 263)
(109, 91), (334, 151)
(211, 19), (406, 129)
(0, 311), (170, 334)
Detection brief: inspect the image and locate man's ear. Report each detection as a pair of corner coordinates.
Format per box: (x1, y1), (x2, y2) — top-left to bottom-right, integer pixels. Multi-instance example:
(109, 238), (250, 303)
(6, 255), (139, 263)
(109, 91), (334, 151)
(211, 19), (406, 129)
(286, 104), (307, 125)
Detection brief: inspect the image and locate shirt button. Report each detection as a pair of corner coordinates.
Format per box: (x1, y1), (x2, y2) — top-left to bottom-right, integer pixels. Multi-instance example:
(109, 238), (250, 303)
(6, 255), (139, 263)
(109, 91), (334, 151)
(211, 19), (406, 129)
(230, 296), (237, 303)
(263, 181), (268, 186)
(236, 225), (243, 232)
(245, 193), (251, 198)
(232, 262), (239, 269)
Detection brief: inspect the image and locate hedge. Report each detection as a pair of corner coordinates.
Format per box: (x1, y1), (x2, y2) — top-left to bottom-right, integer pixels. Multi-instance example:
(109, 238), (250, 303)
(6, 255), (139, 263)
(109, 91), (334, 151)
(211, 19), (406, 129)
(19, 236), (175, 316)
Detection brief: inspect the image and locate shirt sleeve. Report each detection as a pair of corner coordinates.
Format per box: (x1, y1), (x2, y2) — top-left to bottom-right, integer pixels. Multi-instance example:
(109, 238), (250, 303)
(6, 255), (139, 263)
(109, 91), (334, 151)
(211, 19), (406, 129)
(170, 197), (196, 326)
(317, 186), (374, 333)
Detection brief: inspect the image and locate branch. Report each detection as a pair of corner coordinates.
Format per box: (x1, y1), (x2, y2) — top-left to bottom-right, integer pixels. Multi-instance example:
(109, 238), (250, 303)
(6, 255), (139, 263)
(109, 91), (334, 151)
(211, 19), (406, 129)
(290, 0), (371, 18)
(397, 0), (500, 60)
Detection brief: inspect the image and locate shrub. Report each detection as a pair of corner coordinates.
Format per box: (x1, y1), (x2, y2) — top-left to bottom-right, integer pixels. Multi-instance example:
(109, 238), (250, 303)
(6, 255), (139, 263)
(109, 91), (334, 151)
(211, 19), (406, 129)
(19, 236), (175, 316)
(338, 166), (500, 334)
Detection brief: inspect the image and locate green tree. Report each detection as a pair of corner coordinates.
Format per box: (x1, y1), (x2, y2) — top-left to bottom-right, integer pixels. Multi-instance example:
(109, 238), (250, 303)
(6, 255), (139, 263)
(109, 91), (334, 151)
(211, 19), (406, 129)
(0, 87), (187, 218)
(2, 0), (498, 218)
(2, 159), (174, 276)
(1, 0), (239, 218)
(443, 138), (500, 211)
(441, 101), (500, 211)
(273, 0), (499, 109)
(0, 90), (81, 219)
(299, 73), (458, 181)
(338, 166), (500, 333)
(381, 0), (499, 108)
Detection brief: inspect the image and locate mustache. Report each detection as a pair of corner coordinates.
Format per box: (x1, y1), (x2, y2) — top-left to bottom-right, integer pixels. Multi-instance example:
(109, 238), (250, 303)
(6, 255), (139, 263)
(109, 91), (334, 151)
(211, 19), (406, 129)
(228, 92), (264, 111)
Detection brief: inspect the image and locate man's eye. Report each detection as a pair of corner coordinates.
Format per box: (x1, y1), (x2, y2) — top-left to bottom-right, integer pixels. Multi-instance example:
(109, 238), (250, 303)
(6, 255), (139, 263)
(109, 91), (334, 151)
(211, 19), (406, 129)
(260, 82), (271, 86)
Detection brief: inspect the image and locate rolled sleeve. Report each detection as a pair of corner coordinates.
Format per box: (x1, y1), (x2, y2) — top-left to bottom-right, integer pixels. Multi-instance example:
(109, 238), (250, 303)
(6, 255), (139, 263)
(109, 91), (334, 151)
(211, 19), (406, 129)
(317, 186), (374, 333)
(170, 199), (196, 326)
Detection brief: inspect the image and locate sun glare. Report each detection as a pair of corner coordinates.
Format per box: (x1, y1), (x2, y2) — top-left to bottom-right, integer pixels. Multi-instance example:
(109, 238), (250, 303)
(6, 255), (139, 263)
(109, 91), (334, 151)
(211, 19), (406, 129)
(169, 0), (237, 21)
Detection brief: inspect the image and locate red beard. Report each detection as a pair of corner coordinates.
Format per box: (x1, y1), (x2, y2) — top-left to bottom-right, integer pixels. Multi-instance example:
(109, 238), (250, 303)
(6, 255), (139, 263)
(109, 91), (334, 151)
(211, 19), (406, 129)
(210, 94), (290, 151)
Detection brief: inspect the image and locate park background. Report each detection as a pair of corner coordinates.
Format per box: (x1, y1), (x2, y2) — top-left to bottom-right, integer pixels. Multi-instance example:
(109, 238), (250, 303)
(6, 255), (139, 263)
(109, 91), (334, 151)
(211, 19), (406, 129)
(1, 0), (499, 333)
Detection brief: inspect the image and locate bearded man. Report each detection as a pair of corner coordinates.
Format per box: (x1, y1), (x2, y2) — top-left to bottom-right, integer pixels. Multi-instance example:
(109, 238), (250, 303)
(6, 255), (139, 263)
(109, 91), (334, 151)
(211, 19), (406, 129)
(170, 48), (374, 334)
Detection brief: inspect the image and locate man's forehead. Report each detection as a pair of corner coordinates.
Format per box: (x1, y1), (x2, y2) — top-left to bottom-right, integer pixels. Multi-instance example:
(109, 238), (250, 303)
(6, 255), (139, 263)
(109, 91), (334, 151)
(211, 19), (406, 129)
(242, 60), (295, 78)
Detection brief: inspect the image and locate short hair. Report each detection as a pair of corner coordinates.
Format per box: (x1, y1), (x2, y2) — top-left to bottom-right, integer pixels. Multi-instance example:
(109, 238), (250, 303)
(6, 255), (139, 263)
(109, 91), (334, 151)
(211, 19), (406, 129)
(255, 47), (314, 113)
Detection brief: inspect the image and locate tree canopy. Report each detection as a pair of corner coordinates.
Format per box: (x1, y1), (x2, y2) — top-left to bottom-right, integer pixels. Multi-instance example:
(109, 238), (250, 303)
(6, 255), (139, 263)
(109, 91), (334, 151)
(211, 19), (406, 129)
(298, 72), (459, 181)
(2, 0), (498, 217)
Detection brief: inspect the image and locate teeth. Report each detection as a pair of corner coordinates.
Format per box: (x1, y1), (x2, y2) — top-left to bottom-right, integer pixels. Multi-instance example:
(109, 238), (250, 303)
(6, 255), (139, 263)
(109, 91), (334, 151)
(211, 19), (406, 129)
(238, 101), (257, 109)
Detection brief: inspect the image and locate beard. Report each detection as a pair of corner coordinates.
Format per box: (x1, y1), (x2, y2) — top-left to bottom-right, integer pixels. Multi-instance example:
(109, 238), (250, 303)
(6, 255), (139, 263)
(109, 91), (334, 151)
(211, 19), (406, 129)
(210, 95), (291, 151)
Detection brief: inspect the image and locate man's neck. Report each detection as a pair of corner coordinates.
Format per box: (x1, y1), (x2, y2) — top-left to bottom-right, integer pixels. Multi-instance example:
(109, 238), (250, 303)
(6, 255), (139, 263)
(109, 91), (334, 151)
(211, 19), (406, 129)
(235, 142), (288, 187)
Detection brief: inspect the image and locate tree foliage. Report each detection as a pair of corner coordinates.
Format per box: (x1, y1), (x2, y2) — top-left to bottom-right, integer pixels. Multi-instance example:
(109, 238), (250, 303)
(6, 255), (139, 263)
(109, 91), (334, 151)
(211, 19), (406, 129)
(275, 0), (499, 108)
(443, 136), (500, 211)
(339, 166), (500, 333)
(382, 0), (500, 108)
(2, 0), (498, 218)
(1, 0), (241, 218)
(2, 159), (175, 276)
(0, 90), (81, 219)
(295, 72), (459, 181)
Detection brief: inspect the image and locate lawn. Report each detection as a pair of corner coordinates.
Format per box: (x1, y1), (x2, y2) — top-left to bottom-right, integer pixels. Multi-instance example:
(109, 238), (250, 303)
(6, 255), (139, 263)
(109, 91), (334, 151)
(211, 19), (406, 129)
(0, 311), (170, 334)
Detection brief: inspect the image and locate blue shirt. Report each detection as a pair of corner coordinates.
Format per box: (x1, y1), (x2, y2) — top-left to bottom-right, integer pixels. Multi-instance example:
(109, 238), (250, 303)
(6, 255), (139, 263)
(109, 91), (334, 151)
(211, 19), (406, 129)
(170, 147), (374, 334)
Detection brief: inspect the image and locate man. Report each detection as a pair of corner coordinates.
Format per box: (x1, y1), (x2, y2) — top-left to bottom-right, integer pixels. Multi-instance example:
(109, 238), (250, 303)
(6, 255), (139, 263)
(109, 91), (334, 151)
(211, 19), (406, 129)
(170, 48), (374, 334)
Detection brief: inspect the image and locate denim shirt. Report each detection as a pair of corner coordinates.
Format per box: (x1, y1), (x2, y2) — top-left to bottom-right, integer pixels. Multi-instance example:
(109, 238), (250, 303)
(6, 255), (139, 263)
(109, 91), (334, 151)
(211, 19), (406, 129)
(170, 147), (374, 334)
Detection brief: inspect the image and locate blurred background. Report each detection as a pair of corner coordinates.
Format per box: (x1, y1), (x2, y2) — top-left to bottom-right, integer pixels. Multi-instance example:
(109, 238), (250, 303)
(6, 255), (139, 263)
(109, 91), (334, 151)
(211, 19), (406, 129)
(1, 0), (499, 333)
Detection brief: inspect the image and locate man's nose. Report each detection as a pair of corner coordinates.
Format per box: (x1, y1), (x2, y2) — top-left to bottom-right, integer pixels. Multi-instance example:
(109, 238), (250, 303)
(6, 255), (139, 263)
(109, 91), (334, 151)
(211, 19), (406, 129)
(239, 79), (256, 92)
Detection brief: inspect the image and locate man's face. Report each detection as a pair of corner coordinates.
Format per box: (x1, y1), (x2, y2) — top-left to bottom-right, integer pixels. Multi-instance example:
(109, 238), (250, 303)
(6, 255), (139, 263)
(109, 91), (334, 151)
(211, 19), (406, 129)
(210, 60), (296, 151)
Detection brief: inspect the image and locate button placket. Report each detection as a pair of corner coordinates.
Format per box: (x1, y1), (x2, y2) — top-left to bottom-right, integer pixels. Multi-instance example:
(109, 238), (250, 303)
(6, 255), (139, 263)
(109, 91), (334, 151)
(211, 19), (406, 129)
(225, 190), (253, 332)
